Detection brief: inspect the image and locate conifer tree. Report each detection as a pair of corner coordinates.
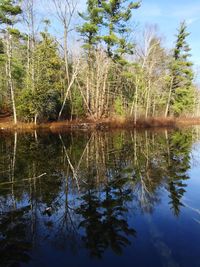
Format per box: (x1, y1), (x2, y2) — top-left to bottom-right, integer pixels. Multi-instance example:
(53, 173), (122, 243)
(101, 0), (141, 63)
(77, 0), (103, 55)
(18, 28), (63, 123)
(169, 21), (195, 116)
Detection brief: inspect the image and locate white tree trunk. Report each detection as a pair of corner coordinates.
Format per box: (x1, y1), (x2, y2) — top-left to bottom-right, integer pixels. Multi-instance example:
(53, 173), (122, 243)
(6, 33), (17, 124)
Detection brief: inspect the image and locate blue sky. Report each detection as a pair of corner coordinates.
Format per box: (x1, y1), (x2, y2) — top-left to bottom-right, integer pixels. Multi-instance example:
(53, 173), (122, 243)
(39, 0), (200, 80)
(75, 0), (200, 79)
(133, 0), (200, 79)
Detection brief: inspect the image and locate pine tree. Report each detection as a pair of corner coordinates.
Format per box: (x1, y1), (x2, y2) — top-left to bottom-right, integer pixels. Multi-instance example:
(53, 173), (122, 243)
(77, 0), (103, 55)
(101, 0), (140, 63)
(169, 21), (195, 116)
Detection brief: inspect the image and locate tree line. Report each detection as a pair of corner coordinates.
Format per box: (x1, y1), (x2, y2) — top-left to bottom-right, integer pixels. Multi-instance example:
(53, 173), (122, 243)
(0, 0), (199, 124)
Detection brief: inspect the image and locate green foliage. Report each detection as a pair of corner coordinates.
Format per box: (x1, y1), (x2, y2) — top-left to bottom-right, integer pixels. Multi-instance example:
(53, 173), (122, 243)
(0, 0), (22, 25)
(77, 0), (103, 53)
(114, 96), (125, 116)
(71, 88), (85, 117)
(170, 21), (195, 116)
(0, 39), (4, 55)
(17, 89), (35, 120)
(171, 86), (195, 115)
(0, 1), (198, 121)
(101, 0), (140, 62)
(18, 32), (63, 121)
(18, 89), (61, 122)
(78, 0), (140, 63)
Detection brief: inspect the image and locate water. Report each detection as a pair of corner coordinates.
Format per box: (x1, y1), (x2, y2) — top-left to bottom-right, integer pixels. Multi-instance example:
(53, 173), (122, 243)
(0, 128), (200, 267)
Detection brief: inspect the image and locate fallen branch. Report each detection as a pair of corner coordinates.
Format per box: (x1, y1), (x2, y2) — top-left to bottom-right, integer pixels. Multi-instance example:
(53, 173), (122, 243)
(0, 173), (47, 186)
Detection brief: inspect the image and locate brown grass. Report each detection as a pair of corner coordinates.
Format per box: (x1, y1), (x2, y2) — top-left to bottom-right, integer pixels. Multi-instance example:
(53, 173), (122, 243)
(1, 116), (200, 132)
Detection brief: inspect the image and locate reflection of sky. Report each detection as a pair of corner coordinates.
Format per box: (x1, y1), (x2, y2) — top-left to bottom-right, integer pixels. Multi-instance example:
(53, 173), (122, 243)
(184, 141), (200, 210)
(2, 130), (200, 266)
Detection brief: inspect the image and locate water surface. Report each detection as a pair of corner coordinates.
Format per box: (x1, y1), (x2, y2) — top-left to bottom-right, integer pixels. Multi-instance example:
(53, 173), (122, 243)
(1, 128), (200, 267)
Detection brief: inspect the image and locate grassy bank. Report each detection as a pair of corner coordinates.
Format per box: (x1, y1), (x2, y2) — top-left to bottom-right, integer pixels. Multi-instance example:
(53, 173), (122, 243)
(1, 116), (200, 132)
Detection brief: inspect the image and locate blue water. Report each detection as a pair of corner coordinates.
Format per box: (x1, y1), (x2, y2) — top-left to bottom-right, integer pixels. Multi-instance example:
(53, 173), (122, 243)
(0, 128), (200, 267)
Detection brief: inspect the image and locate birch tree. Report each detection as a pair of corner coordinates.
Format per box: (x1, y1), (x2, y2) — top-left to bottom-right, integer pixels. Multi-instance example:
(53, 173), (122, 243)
(51, 0), (77, 86)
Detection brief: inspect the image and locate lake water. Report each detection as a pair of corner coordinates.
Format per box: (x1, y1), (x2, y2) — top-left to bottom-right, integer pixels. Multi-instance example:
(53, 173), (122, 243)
(1, 128), (200, 267)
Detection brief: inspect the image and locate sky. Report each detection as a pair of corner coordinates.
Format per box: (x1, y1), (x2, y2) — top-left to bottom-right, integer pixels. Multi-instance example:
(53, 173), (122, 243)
(38, 0), (200, 81)
(78, 0), (200, 80)
(132, 0), (200, 80)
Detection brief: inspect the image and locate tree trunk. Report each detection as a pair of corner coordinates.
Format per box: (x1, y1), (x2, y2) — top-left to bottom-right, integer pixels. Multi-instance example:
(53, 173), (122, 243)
(145, 80), (151, 119)
(58, 61), (79, 120)
(130, 76), (139, 125)
(165, 77), (174, 118)
(34, 113), (38, 125)
(6, 33), (17, 124)
(64, 25), (69, 86)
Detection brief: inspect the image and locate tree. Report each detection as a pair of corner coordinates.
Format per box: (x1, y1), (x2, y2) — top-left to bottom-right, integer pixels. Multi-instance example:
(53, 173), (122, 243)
(167, 21), (195, 117)
(77, 0), (105, 116)
(22, 0), (37, 92)
(166, 131), (192, 216)
(18, 28), (63, 123)
(0, 0), (22, 124)
(0, 37), (7, 111)
(77, 0), (103, 55)
(101, 0), (141, 63)
(51, 0), (77, 86)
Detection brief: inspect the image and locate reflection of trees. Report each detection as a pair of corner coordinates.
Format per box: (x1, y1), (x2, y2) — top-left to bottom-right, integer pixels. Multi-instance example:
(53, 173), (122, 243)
(131, 130), (164, 213)
(0, 128), (196, 264)
(165, 131), (192, 216)
(76, 190), (104, 258)
(76, 177), (136, 258)
(0, 206), (32, 266)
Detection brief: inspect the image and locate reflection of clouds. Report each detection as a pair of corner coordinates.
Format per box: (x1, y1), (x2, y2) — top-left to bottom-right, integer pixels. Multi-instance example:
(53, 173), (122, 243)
(147, 216), (180, 267)
(190, 140), (200, 167)
(194, 218), (200, 225)
(183, 202), (200, 216)
(183, 201), (200, 227)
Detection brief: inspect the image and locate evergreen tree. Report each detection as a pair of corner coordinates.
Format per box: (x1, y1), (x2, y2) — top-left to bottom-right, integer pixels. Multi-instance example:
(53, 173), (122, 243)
(167, 131), (192, 216)
(101, 0), (140, 63)
(0, 0), (21, 25)
(18, 30), (63, 123)
(170, 21), (195, 116)
(77, 0), (103, 54)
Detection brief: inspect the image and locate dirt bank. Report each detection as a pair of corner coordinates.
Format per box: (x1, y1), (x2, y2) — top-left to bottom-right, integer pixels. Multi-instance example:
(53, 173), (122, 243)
(1, 116), (200, 132)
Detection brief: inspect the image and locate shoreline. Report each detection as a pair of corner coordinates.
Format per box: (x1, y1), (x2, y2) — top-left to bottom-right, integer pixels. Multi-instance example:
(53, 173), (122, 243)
(1, 117), (200, 132)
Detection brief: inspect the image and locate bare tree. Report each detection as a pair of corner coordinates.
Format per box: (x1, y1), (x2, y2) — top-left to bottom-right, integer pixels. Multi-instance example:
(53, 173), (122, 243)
(134, 25), (168, 118)
(78, 50), (112, 119)
(58, 57), (80, 119)
(22, 0), (37, 88)
(5, 32), (17, 124)
(51, 0), (77, 86)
